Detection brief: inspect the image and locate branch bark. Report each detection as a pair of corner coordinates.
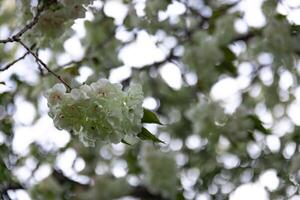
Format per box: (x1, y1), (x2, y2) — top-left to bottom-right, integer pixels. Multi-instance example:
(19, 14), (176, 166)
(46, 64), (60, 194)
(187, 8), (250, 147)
(17, 39), (72, 90)
(0, 2), (44, 44)
(0, 52), (30, 72)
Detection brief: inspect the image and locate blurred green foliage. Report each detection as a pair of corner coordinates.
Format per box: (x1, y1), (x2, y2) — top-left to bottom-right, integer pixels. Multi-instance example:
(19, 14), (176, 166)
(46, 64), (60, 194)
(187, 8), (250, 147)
(0, 0), (300, 199)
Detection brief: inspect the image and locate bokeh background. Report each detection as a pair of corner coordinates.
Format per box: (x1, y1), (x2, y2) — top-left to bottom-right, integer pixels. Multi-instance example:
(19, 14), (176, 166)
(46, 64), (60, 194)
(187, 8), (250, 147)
(1, 0), (300, 199)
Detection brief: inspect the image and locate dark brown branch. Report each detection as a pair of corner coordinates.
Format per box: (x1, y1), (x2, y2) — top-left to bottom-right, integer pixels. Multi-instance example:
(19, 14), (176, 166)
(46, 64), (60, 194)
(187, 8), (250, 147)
(0, 1), (70, 89)
(13, 5), (44, 39)
(0, 52), (30, 71)
(0, 44), (36, 72)
(0, 37), (15, 44)
(35, 48), (44, 75)
(0, 2), (44, 44)
(17, 39), (72, 90)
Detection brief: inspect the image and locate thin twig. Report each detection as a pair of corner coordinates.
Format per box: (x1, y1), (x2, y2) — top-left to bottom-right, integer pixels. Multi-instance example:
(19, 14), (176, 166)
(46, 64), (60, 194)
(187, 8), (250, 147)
(0, 0), (71, 90)
(58, 59), (86, 69)
(35, 48), (44, 75)
(0, 44), (36, 71)
(0, 52), (30, 71)
(0, 3), (44, 44)
(0, 37), (15, 44)
(13, 5), (44, 39)
(17, 39), (72, 90)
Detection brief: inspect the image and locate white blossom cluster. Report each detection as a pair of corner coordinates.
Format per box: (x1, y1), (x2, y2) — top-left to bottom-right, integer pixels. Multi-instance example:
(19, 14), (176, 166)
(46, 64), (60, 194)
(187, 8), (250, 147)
(16, 0), (93, 45)
(140, 144), (177, 199)
(45, 79), (144, 147)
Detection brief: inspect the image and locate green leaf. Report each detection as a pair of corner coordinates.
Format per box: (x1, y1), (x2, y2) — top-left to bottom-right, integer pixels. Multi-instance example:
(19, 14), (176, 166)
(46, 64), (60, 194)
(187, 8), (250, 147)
(176, 192), (185, 200)
(215, 47), (237, 75)
(141, 108), (163, 125)
(246, 114), (270, 134)
(221, 47), (236, 62)
(137, 127), (164, 143)
(63, 65), (80, 76)
(125, 148), (142, 174)
(215, 61), (237, 76)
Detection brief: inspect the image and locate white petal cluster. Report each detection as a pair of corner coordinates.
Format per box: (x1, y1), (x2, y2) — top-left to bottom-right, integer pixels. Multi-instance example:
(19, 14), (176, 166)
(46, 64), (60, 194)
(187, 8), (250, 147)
(140, 144), (177, 199)
(17, 0), (93, 45)
(45, 79), (144, 147)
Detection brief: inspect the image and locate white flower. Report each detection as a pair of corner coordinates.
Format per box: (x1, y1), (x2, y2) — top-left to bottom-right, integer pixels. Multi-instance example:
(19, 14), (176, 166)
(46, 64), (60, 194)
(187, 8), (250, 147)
(90, 81), (108, 96)
(45, 83), (66, 106)
(80, 84), (93, 97)
(46, 79), (144, 147)
(70, 88), (83, 100)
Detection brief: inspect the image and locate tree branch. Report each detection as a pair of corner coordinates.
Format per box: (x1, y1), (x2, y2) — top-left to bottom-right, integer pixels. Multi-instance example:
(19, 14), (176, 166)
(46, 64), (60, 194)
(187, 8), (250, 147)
(35, 48), (44, 75)
(13, 5), (44, 39)
(0, 44), (36, 72)
(0, 2), (44, 44)
(0, 1), (71, 89)
(0, 52), (30, 72)
(17, 39), (72, 90)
